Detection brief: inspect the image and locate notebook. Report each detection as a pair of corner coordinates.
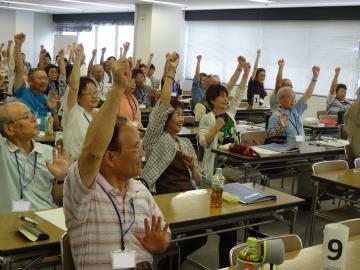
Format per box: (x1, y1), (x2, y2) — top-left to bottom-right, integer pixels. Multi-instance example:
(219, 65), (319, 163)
(257, 143), (300, 153)
(223, 183), (277, 204)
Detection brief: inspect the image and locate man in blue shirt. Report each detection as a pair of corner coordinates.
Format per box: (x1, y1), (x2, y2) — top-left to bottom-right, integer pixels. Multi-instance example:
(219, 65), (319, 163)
(268, 66), (320, 144)
(12, 32), (59, 131)
(267, 66), (320, 204)
(191, 55), (208, 108)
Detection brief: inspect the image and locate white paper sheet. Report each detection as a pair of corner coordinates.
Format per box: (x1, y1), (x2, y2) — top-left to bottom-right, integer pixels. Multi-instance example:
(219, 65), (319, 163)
(251, 146), (280, 156)
(35, 207), (67, 231)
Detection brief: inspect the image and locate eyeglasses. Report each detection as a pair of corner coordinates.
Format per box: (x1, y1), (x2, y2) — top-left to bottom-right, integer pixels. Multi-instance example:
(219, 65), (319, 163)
(7, 111), (38, 124)
(122, 140), (144, 153)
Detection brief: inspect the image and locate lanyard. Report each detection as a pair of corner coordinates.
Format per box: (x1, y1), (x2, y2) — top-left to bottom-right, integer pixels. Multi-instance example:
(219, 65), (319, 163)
(287, 111), (300, 136)
(99, 184), (135, 251)
(83, 112), (91, 124)
(14, 151), (38, 199)
(128, 96), (138, 121)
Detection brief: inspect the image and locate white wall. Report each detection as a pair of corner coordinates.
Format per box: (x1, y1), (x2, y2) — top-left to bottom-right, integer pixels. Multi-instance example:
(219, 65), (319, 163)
(33, 13), (55, 65)
(134, 4), (187, 81)
(0, 9), (55, 67)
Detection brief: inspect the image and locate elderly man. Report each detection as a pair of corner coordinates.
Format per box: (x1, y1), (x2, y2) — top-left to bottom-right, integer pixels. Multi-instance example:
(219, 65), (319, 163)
(345, 87), (360, 158)
(88, 49), (112, 101)
(12, 33), (59, 132)
(64, 46), (170, 270)
(268, 66), (320, 144)
(0, 101), (70, 213)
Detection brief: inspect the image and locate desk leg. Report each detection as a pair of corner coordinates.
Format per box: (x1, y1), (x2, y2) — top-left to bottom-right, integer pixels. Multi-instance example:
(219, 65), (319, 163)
(290, 206), (298, 234)
(308, 180), (319, 246)
(1, 256), (13, 270)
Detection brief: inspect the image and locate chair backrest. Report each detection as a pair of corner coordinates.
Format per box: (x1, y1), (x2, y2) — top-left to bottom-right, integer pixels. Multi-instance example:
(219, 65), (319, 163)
(61, 232), (76, 270)
(339, 218), (360, 237)
(338, 124), (347, 140)
(319, 114), (337, 121)
(345, 144), (355, 169)
(355, 158), (360, 168)
(317, 110), (327, 119)
(312, 160), (349, 174)
(229, 234), (302, 266)
(240, 130), (268, 146)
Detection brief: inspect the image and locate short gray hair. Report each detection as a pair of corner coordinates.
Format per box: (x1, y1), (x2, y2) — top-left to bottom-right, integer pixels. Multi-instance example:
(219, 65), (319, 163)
(0, 99), (20, 137)
(277, 86), (294, 102)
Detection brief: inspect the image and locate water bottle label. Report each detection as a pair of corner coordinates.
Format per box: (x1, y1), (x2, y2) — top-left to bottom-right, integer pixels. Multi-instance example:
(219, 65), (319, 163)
(212, 179), (223, 188)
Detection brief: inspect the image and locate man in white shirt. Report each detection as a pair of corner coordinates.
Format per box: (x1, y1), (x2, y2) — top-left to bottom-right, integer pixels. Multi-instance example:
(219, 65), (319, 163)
(0, 101), (70, 213)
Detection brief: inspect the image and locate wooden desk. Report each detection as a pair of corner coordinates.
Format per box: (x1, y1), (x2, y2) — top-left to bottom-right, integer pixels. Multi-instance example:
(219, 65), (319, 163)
(154, 184), (303, 238)
(304, 123), (339, 136)
(213, 142), (344, 180)
(235, 107), (271, 123)
(34, 134), (55, 146)
(220, 235), (360, 270)
(0, 211), (64, 269)
(309, 169), (360, 245)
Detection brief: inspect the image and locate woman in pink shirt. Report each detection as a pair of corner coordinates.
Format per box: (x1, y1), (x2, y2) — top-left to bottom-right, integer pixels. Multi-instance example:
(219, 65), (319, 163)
(118, 78), (143, 128)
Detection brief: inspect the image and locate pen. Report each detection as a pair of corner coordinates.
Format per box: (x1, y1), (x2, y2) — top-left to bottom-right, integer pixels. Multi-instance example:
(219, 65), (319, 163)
(19, 215), (38, 225)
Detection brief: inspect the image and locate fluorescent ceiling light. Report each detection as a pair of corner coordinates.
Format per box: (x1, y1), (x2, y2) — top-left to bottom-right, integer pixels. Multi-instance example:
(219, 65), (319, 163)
(139, 0), (188, 8)
(0, 5), (45, 12)
(57, 0), (129, 9)
(0, 0), (82, 10)
(248, 0), (274, 3)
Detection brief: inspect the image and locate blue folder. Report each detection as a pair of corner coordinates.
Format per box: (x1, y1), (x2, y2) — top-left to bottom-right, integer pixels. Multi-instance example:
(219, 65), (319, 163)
(223, 183), (277, 204)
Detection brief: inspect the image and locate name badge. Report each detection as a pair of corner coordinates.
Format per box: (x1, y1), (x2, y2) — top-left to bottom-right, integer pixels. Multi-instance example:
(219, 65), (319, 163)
(139, 104), (146, 109)
(295, 135), (305, 142)
(111, 250), (136, 269)
(12, 200), (31, 212)
(130, 121), (138, 128)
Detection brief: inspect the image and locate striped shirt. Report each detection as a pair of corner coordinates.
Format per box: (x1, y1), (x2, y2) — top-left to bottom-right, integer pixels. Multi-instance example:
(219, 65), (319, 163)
(63, 162), (168, 270)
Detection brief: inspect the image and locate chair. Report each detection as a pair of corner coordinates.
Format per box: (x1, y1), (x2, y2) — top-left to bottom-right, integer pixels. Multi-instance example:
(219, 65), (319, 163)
(355, 158), (360, 168)
(61, 232), (76, 270)
(339, 218), (360, 237)
(319, 114), (337, 121)
(229, 234), (302, 266)
(338, 124), (347, 139)
(312, 160), (349, 174)
(152, 242), (180, 270)
(317, 110), (327, 119)
(239, 131), (267, 145)
(345, 144), (355, 169)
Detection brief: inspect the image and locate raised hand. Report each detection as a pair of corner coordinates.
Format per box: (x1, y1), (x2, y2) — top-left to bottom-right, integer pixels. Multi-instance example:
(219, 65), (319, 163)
(149, 53), (154, 59)
(14, 32), (26, 46)
(335, 66), (340, 76)
(279, 112), (288, 128)
(237, 56), (246, 68)
(92, 49), (97, 57)
(46, 147), (72, 181)
(167, 52), (179, 70)
(112, 57), (130, 88)
(197, 54), (202, 61)
(312, 65), (320, 80)
(244, 62), (251, 73)
(122, 42), (130, 58)
(134, 215), (170, 254)
(278, 59), (285, 67)
(58, 49), (65, 59)
(0, 43), (4, 49)
(256, 48), (261, 56)
(101, 47), (106, 53)
(215, 117), (225, 130)
(46, 91), (59, 112)
(7, 40), (13, 46)
(74, 44), (84, 61)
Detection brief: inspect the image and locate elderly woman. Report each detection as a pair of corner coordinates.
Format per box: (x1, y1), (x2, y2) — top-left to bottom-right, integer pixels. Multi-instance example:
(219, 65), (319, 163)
(63, 45), (99, 160)
(326, 67), (351, 115)
(198, 61), (250, 268)
(141, 53), (206, 265)
(268, 66), (320, 144)
(247, 49), (267, 107)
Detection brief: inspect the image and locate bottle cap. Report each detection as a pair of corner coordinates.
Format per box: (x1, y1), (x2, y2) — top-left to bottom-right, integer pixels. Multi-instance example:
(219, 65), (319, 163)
(247, 237), (257, 246)
(215, 168), (223, 175)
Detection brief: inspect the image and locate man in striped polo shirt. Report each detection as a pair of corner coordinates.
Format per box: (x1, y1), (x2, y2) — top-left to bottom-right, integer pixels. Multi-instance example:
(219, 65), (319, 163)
(63, 46), (170, 270)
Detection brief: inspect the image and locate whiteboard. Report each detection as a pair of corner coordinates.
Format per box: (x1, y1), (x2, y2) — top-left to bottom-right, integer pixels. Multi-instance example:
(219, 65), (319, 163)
(185, 20), (360, 99)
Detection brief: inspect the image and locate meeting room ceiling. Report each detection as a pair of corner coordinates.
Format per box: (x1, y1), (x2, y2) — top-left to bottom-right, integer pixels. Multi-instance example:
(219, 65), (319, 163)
(0, 0), (359, 14)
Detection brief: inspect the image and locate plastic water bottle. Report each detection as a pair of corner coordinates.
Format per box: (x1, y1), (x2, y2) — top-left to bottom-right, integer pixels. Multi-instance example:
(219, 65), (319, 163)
(210, 168), (225, 208)
(237, 237), (262, 270)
